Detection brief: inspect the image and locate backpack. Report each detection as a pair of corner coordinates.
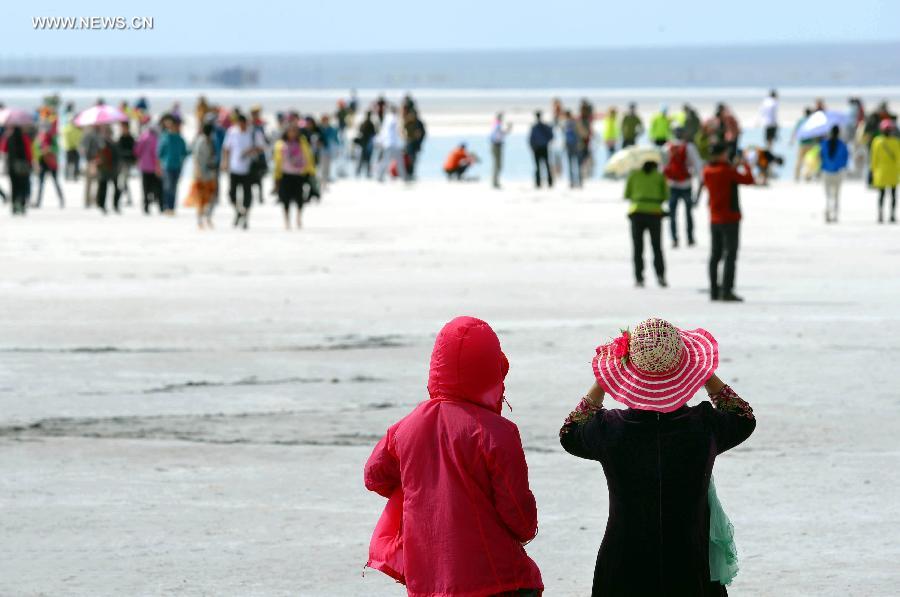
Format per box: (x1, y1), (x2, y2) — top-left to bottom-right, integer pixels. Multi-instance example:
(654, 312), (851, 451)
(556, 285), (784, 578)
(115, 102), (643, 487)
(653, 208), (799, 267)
(664, 143), (690, 182)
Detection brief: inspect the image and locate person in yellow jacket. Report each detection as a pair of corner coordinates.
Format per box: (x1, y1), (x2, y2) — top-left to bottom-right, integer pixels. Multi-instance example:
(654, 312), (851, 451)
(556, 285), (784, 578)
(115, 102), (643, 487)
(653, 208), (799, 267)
(272, 121), (316, 229)
(649, 105), (672, 147)
(870, 119), (900, 223)
(62, 120), (83, 180)
(601, 107), (620, 159)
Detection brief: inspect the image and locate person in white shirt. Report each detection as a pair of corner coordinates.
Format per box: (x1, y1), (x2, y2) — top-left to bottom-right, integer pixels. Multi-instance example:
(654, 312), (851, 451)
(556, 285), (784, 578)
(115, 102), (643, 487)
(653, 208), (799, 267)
(759, 89), (779, 148)
(220, 114), (263, 229)
(489, 112), (512, 189)
(662, 127), (704, 248)
(376, 106), (405, 182)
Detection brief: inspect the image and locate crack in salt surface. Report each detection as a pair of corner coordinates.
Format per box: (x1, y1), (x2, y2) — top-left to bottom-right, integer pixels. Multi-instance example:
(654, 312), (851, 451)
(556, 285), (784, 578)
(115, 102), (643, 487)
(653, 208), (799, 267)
(0, 411), (393, 446)
(0, 334), (410, 355)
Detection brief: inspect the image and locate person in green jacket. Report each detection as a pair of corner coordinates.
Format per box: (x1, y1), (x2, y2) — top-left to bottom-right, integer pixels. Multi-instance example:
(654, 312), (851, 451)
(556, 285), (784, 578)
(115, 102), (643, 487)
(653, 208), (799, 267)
(624, 160), (669, 287)
(602, 107), (620, 159)
(649, 105), (672, 147)
(61, 120), (83, 180)
(621, 102), (643, 148)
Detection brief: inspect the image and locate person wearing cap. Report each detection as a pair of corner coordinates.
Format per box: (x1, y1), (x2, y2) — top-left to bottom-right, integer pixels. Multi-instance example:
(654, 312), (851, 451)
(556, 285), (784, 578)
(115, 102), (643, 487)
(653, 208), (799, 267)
(624, 159), (668, 288)
(443, 143), (478, 180)
(649, 105), (671, 147)
(702, 143), (755, 302)
(870, 119), (900, 223)
(560, 317), (756, 596)
(364, 317), (543, 596)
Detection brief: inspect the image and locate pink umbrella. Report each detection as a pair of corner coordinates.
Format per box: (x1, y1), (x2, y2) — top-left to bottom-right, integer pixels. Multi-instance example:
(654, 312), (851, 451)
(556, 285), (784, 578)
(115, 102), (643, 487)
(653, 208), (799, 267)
(0, 108), (35, 127)
(73, 105), (128, 127)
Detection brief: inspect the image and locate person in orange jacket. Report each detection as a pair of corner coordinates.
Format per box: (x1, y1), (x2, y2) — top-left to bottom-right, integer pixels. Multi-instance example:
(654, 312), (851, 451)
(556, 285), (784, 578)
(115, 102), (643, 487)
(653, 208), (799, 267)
(443, 143), (478, 180)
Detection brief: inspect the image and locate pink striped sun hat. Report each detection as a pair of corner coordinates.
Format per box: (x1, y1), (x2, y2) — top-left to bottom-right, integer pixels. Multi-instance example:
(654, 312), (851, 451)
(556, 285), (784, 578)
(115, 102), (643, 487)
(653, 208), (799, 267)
(592, 318), (718, 413)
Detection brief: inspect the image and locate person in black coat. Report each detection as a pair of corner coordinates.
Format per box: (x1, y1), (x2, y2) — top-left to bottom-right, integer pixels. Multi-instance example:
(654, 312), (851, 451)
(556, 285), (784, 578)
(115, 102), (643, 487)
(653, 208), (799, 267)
(560, 318), (755, 597)
(529, 110), (554, 188)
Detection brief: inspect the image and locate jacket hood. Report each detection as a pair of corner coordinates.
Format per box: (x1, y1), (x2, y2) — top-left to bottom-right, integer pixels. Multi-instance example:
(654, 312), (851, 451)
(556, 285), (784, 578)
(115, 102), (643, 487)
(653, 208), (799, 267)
(427, 316), (509, 413)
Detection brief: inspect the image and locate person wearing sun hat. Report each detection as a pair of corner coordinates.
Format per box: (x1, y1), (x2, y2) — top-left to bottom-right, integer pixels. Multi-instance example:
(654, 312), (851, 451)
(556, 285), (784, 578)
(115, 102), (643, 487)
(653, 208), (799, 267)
(560, 317), (755, 596)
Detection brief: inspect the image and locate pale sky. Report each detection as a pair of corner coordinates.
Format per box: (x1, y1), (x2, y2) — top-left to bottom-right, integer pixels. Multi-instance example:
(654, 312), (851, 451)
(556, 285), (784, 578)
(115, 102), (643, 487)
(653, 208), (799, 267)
(2, 0), (898, 56)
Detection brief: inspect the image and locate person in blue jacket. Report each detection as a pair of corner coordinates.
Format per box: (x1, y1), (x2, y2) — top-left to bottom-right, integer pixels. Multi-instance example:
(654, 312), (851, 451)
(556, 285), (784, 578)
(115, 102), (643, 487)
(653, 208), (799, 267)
(819, 125), (849, 223)
(156, 114), (189, 215)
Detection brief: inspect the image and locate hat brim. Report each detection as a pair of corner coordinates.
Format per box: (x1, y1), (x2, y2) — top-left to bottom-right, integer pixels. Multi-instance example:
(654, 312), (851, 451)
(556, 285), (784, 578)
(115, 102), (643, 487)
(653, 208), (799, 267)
(592, 328), (718, 413)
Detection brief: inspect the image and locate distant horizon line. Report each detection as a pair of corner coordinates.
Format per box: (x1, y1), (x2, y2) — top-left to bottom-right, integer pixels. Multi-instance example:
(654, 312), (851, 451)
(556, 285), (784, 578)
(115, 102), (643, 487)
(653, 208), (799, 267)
(2, 38), (899, 60)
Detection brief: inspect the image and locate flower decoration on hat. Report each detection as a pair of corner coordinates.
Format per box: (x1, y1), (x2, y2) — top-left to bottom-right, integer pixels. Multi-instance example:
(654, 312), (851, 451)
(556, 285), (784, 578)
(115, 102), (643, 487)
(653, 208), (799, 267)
(611, 328), (631, 367)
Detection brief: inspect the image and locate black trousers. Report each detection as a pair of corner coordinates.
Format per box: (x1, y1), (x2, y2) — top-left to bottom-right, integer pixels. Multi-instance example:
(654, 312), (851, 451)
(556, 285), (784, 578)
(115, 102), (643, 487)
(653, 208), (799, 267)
(532, 146), (553, 188)
(229, 173), (253, 212)
(141, 172), (162, 212)
(709, 222), (740, 295)
(96, 173), (121, 211)
(878, 186), (897, 218)
(65, 149), (80, 180)
(629, 213), (665, 282)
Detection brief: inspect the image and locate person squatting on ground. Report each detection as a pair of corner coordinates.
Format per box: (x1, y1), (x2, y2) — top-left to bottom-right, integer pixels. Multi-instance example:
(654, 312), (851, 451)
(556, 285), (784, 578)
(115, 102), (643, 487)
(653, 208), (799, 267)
(561, 317), (755, 597)
(364, 317), (543, 597)
(443, 143), (478, 180)
(624, 159), (668, 288)
(703, 143), (755, 302)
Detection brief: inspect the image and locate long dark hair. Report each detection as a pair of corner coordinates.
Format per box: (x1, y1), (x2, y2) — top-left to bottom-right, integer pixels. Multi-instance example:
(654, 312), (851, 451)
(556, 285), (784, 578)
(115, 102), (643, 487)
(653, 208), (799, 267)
(827, 125), (840, 160)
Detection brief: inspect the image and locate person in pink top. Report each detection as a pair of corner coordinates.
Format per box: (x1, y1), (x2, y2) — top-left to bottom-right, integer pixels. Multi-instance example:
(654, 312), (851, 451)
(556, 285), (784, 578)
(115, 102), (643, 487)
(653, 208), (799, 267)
(364, 316), (543, 597)
(133, 123), (161, 214)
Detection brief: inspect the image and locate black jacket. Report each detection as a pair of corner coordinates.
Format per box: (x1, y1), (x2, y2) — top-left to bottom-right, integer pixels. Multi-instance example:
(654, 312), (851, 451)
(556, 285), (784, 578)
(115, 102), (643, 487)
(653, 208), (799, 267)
(560, 399), (755, 597)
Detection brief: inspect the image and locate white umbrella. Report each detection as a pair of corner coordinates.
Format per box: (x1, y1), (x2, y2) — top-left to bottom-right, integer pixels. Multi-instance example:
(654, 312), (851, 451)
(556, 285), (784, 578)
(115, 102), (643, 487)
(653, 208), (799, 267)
(0, 108), (35, 127)
(73, 105), (128, 127)
(796, 110), (849, 141)
(603, 146), (662, 178)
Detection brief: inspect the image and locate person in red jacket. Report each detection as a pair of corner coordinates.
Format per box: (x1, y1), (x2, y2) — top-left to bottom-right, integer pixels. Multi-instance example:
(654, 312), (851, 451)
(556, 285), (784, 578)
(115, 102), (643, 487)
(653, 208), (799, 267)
(364, 316), (543, 597)
(702, 143), (755, 302)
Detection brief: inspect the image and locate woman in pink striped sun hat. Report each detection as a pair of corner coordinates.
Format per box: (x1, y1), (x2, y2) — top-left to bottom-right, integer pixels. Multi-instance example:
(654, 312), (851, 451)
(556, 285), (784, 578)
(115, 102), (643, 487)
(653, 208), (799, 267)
(560, 317), (756, 596)
(592, 317), (718, 412)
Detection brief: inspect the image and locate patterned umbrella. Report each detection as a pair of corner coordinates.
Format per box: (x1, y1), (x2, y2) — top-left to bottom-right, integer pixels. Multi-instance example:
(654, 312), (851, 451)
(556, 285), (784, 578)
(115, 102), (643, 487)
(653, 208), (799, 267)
(0, 108), (35, 127)
(73, 104), (128, 127)
(603, 146), (663, 178)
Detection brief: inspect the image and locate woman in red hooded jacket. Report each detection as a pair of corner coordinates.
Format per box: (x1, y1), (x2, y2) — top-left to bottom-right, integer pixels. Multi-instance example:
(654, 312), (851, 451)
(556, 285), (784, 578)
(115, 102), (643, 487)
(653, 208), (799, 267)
(364, 316), (543, 597)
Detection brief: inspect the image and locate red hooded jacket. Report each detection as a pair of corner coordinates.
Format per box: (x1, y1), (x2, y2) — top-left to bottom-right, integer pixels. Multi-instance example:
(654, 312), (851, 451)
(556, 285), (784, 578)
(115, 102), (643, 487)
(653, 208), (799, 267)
(364, 317), (543, 596)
